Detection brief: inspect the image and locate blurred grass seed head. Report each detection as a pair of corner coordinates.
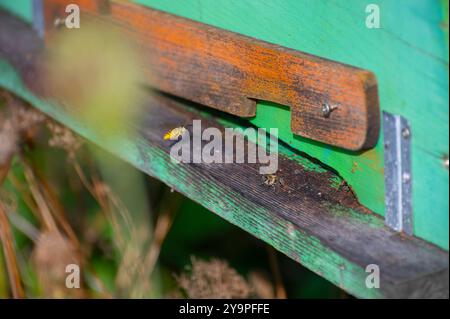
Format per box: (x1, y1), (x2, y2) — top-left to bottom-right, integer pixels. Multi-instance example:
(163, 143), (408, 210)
(44, 21), (144, 138)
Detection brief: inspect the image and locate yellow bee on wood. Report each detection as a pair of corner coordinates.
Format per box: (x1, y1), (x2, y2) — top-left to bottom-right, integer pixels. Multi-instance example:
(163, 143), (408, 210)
(163, 126), (188, 141)
(262, 173), (285, 189)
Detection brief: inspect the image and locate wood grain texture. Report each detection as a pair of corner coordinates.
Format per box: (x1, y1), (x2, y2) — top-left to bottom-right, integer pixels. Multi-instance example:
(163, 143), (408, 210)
(42, 0), (380, 151)
(0, 9), (448, 298)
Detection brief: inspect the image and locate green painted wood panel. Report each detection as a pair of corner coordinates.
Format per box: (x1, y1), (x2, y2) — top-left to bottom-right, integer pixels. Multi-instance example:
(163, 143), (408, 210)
(0, 0), (448, 250)
(0, 0), (32, 22)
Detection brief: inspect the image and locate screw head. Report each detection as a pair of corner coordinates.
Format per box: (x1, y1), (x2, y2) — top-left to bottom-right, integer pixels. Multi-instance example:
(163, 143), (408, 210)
(322, 103), (330, 117)
(443, 155), (449, 170)
(402, 172), (411, 183)
(322, 103), (337, 118)
(402, 127), (410, 139)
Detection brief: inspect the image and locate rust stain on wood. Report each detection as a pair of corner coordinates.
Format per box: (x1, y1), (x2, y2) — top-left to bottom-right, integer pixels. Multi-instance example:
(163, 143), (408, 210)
(44, 0), (380, 151)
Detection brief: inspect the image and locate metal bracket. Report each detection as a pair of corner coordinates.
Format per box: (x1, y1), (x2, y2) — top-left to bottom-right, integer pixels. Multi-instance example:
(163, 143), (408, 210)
(383, 112), (413, 235)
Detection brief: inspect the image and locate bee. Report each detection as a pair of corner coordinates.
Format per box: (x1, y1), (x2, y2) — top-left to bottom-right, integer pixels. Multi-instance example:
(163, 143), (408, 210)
(262, 173), (285, 190)
(163, 126), (188, 141)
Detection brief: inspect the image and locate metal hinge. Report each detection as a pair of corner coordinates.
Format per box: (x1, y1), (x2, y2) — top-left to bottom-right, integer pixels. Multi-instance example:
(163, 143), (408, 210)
(383, 111), (413, 235)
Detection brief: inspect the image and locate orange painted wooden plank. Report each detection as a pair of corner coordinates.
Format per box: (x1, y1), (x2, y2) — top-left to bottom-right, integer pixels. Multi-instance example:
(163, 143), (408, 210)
(44, 0), (380, 151)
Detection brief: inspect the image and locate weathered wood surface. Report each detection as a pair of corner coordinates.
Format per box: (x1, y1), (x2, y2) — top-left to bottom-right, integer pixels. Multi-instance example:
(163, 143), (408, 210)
(1, 0), (448, 255)
(42, 0), (380, 151)
(0, 9), (448, 298)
